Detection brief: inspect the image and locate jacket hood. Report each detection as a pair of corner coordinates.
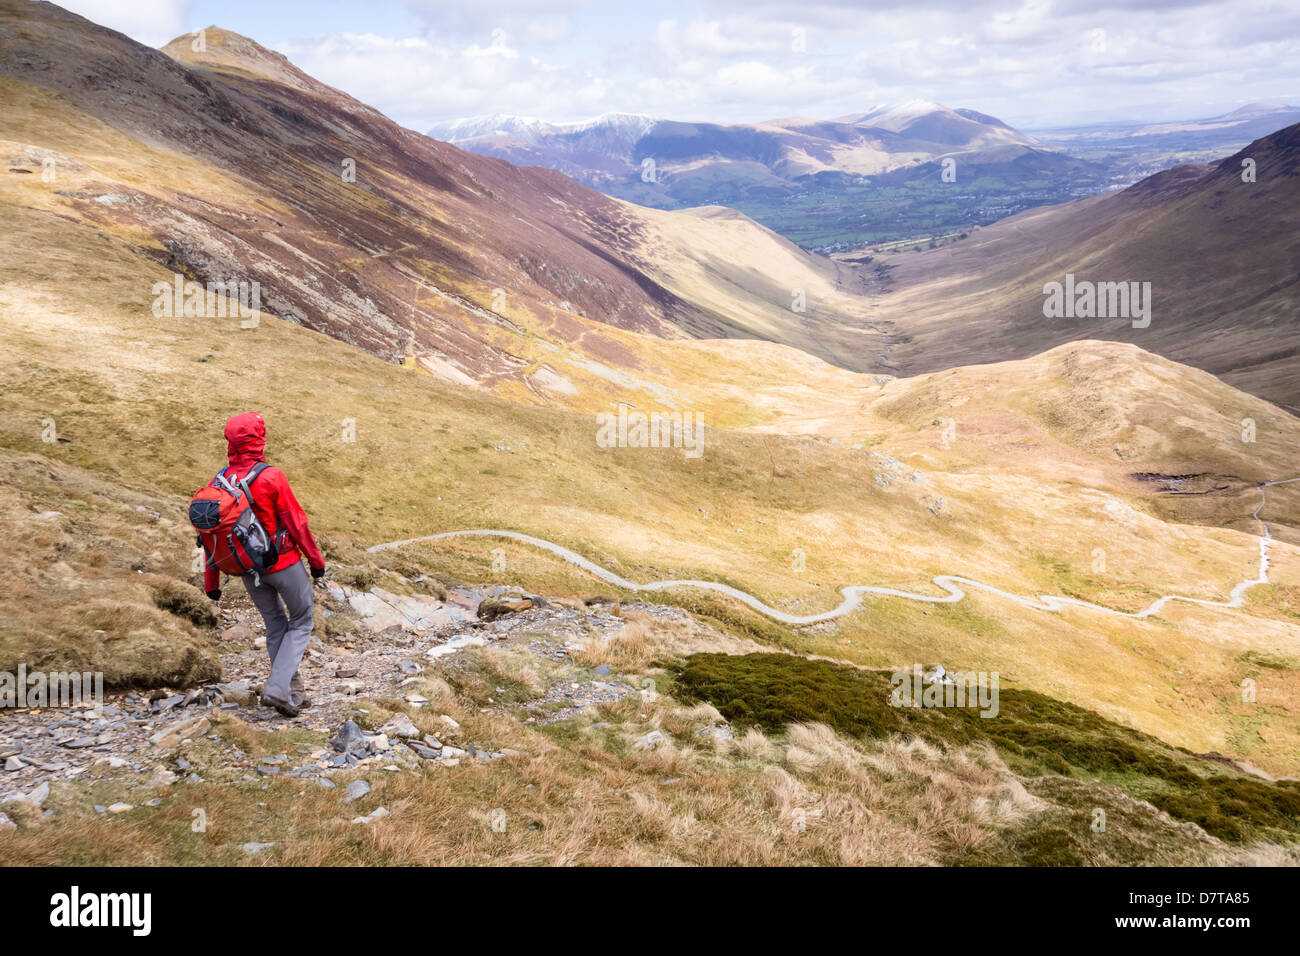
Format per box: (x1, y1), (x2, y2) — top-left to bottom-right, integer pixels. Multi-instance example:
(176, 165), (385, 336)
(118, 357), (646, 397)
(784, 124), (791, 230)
(224, 412), (267, 469)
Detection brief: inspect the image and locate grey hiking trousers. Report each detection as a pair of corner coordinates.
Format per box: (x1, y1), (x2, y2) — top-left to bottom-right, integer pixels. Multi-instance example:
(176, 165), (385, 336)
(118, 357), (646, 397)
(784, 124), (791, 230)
(240, 560), (314, 706)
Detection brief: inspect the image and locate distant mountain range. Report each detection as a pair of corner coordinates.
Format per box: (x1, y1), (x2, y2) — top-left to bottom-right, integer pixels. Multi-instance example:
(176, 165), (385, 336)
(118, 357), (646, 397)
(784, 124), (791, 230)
(1030, 102), (1300, 183)
(1032, 102), (1300, 149)
(428, 100), (1063, 205)
(430, 101), (1300, 250)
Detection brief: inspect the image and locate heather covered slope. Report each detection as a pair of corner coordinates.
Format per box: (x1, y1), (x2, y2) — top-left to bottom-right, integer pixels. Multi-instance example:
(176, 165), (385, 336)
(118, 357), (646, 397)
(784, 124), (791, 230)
(861, 122), (1300, 408)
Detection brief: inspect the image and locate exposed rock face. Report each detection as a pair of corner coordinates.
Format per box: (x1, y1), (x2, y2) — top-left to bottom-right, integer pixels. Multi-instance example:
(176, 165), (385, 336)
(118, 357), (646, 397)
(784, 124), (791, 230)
(327, 584), (471, 632)
(477, 597), (533, 621)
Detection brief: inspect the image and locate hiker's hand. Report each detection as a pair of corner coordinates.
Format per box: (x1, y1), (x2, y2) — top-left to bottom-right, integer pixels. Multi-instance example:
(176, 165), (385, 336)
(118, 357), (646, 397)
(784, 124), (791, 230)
(205, 588), (222, 601)
(311, 565), (326, 580)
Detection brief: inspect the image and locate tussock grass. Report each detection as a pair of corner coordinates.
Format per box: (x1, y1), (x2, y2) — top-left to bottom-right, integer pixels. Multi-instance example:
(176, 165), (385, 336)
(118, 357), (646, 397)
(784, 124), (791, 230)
(0, 453), (221, 686)
(671, 652), (1300, 846)
(151, 579), (218, 628)
(572, 612), (764, 674)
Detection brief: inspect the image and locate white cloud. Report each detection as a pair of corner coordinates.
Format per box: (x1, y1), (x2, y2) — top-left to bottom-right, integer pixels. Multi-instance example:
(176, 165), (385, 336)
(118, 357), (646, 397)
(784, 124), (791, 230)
(59, 0), (190, 47)
(400, 0), (588, 42)
(267, 0), (1299, 130)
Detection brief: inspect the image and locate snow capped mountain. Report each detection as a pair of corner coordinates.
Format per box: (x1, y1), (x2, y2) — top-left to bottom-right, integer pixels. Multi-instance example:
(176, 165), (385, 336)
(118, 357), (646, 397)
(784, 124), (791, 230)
(427, 113), (550, 144)
(839, 99), (949, 127)
(430, 112), (657, 146)
(830, 101), (1035, 146)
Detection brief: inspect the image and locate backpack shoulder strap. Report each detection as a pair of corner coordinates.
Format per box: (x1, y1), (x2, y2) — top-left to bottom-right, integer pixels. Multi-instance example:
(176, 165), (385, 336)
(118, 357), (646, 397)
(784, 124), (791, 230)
(236, 463), (282, 536)
(212, 467), (240, 495)
(214, 463), (269, 492)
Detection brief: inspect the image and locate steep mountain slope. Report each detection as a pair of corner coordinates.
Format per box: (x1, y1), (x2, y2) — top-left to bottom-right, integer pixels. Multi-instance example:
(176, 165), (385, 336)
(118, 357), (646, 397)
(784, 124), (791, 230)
(859, 121), (1300, 408)
(0, 1), (874, 393)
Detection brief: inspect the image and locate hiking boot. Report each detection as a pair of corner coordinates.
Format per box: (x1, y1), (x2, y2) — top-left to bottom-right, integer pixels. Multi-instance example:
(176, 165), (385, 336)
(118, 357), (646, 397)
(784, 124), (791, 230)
(290, 671), (311, 709)
(260, 693), (301, 718)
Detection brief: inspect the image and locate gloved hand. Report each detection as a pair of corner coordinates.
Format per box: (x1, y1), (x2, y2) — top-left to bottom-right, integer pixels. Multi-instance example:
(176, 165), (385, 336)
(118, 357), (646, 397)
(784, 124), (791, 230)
(205, 588), (222, 601)
(311, 565), (326, 579)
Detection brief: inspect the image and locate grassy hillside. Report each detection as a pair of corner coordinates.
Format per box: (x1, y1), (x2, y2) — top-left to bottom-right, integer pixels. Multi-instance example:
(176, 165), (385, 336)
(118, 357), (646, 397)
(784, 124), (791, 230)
(0, 5), (879, 395)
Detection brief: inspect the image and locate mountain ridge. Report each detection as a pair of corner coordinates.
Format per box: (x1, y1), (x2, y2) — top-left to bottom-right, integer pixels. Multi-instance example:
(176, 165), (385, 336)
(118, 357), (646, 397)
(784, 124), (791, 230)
(428, 99), (1043, 185)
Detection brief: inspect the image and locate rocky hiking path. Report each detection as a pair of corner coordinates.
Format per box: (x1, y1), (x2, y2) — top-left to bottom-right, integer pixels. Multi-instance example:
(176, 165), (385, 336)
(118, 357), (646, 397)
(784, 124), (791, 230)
(375, 478), (1300, 626)
(0, 576), (677, 831)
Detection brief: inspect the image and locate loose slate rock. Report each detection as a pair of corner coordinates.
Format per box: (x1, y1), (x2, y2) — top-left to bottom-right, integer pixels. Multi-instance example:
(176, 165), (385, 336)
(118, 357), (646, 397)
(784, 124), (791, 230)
(407, 741), (441, 760)
(342, 779), (370, 804)
(379, 714), (419, 739)
(329, 720), (370, 756)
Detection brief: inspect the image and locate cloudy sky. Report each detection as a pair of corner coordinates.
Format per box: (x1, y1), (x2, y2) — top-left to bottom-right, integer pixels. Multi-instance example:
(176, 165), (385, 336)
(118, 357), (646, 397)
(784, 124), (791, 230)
(59, 0), (1300, 131)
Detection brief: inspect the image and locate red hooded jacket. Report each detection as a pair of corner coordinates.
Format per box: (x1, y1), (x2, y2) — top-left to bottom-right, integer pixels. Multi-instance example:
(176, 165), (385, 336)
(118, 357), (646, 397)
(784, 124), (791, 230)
(202, 412), (325, 591)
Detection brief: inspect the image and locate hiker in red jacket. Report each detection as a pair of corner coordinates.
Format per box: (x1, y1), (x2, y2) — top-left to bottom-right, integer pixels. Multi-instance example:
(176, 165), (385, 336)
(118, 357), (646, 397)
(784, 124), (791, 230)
(201, 412), (326, 717)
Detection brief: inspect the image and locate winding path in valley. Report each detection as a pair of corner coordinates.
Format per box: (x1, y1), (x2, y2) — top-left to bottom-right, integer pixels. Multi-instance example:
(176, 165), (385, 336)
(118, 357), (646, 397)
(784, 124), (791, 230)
(367, 478), (1300, 626)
